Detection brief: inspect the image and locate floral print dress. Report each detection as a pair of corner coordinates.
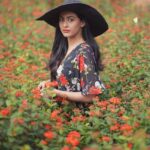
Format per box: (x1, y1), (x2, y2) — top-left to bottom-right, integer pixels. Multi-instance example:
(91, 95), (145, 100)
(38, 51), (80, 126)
(56, 42), (106, 112)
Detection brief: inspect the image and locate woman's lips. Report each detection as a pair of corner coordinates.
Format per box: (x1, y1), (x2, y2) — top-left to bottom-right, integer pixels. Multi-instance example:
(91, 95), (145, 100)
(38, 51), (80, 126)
(63, 29), (70, 33)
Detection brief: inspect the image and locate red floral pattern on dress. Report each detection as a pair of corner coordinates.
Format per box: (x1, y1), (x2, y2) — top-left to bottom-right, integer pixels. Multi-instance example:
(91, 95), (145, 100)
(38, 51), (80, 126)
(59, 74), (68, 86)
(80, 78), (85, 87)
(78, 55), (84, 72)
(56, 42), (105, 97)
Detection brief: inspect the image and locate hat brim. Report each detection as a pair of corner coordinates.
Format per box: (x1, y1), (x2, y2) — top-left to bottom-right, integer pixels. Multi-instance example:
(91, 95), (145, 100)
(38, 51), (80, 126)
(35, 3), (108, 37)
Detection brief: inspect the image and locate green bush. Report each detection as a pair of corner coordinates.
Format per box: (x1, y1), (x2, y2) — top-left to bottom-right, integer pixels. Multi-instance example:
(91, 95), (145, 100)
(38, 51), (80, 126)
(0, 0), (149, 150)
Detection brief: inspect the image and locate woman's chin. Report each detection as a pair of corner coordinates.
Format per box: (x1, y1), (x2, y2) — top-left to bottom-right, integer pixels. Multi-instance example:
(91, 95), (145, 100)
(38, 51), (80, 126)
(62, 33), (72, 38)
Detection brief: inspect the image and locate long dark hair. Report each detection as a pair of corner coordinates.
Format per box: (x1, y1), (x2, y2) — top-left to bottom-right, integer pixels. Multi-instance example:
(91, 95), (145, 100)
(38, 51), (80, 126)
(49, 11), (104, 81)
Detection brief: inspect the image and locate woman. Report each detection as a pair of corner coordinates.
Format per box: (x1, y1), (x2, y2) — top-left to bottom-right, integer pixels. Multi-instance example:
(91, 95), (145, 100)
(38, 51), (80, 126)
(36, 0), (108, 104)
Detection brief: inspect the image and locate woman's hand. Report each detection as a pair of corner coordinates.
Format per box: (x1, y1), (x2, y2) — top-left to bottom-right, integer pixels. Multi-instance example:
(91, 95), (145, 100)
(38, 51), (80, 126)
(38, 80), (50, 91)
(40, 88), (57, 99)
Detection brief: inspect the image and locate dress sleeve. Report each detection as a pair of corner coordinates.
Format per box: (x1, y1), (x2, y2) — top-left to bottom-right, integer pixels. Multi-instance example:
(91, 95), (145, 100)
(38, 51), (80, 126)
(77, 47), (106, 96)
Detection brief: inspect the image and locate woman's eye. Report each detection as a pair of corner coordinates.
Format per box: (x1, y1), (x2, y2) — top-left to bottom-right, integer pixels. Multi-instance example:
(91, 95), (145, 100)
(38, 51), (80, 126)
(68, 18), (74, 22)
(59, 17), (74, 23)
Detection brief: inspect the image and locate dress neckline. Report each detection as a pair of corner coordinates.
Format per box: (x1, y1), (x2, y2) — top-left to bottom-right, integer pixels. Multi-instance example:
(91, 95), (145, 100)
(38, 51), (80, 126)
(59, 41), (86, 66)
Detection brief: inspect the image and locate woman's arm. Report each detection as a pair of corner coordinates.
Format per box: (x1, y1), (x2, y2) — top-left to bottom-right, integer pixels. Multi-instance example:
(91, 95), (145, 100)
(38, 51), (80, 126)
(53, 89), (94, 103)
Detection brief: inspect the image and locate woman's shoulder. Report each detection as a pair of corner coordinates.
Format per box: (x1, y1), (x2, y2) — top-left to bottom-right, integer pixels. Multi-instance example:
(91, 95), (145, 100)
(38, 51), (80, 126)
(77, 42), (93, 54)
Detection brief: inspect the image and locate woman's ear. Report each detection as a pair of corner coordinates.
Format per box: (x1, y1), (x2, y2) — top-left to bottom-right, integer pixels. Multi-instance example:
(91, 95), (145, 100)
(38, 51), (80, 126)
(81, 20), (86, 28)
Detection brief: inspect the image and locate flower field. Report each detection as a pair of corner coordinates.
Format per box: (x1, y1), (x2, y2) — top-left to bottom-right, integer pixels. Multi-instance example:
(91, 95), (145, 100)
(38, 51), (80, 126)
(0, 0), (149, 150)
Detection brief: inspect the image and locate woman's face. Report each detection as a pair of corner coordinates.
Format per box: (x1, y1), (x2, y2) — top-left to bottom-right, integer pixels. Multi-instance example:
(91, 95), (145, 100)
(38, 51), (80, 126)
(59, 11), (85, 38)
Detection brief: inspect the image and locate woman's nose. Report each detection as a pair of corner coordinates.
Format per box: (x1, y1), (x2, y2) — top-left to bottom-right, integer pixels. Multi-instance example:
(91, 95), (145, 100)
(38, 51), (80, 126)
(62, 20), (68, 27)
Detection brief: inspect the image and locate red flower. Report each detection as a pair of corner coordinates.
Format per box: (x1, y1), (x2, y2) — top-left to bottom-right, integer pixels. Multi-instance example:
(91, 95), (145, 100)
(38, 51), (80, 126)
(15, 90), (24, 98)
(120, 124), (132, 131)
(110, 123), (120, 131)
(44, 131), (54, 140)
(0, 54), (4, 59)
(128, 142), (133, 149)
(97, 101), (109, 108)
(61, 146), (71, 150)
(45, 81), (58, 88)
(55, 96), (66, 102)
(79, 55), (85, 72)
(134, 122), (140, 128)
(18, 57), (25, 63)
(32, 10), (43, 17)
(20, 41), (30, 49)
(0, 40), (4, 45)
(31, 87), (41, 99)
(66, 131), (80, 146)
(45, 124), (52, 130)
(13, 118), (24, 125)
(41, 140), (48, 145)
(0, 108), (10, 117)
(30, 121), (36, 126)
(59, 74), (68, 86)
(105, 84), (111, 89)
(89, 86), (102, 95)
(50, 109), (63, 124)
(22, 99), (28, 108)
(72, 116), (86, 122)
(109, 97), (121, 105)
(50, 110), (60, 119)
(101, 136), (111, 142)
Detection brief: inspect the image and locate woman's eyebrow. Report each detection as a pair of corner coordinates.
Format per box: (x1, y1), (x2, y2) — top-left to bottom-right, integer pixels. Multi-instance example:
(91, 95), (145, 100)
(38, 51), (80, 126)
(59, 15), (76, 18)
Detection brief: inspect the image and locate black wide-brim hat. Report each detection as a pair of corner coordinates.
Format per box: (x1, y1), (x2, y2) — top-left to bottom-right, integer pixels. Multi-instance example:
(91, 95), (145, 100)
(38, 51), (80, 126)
(35, 0), (109, 37)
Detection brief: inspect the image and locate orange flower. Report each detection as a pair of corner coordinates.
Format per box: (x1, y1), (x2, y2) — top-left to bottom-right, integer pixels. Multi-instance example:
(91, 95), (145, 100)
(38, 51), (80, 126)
(109, 97), (121, 105)
(44, 131), (54, 140)
(66, 131), (80, 146)
(89, 86), (102, 95)
(59, 74), (68, 86)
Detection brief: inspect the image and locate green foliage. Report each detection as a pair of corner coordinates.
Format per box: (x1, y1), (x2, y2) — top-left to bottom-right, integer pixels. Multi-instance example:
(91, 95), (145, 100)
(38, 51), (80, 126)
(0, 0), (149, 150)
